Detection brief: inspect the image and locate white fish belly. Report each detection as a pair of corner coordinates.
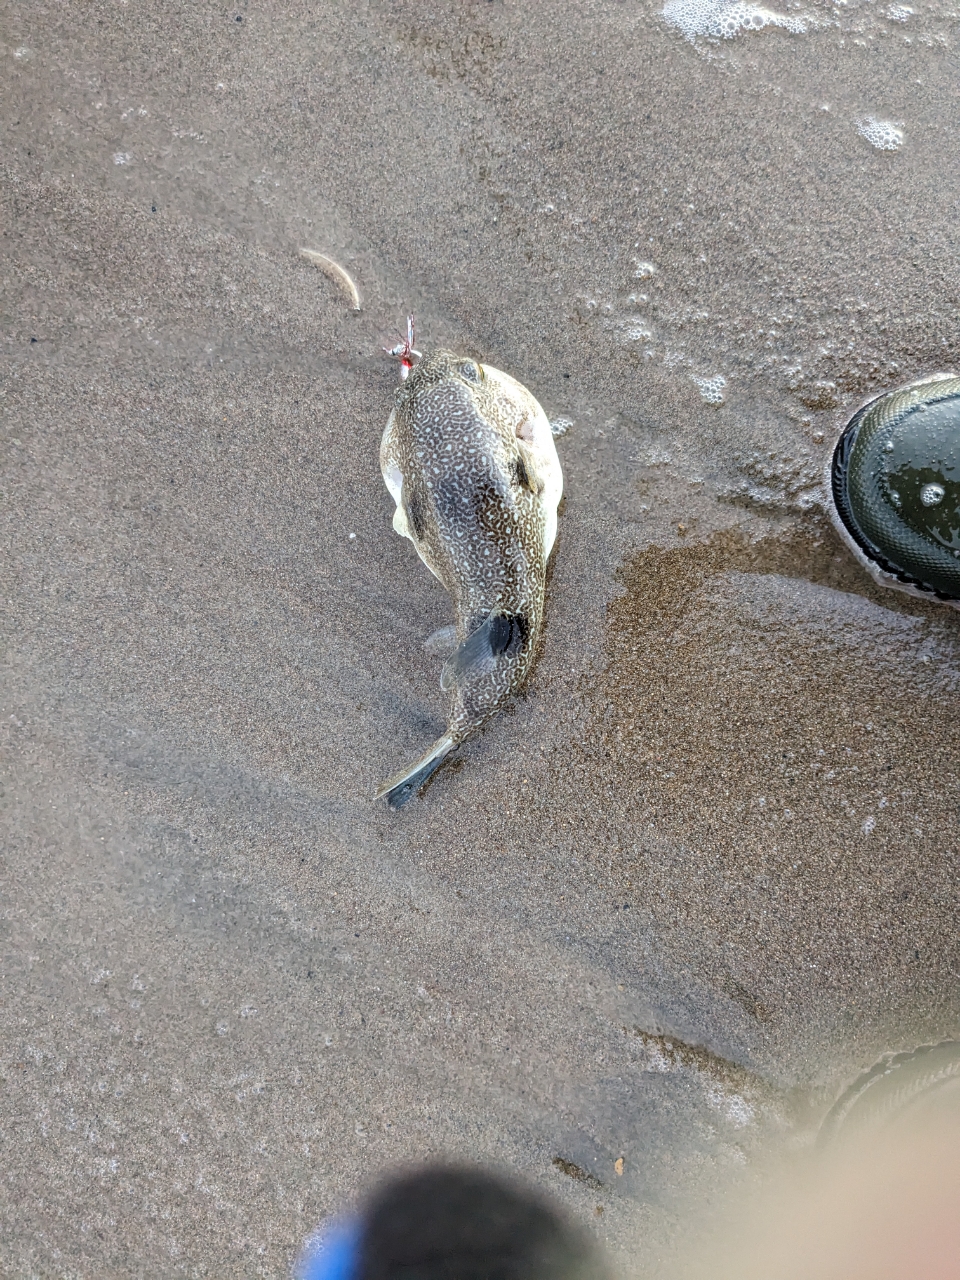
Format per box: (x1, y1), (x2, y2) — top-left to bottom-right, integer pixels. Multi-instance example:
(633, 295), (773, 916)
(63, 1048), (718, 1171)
(479, 364), (563, 557)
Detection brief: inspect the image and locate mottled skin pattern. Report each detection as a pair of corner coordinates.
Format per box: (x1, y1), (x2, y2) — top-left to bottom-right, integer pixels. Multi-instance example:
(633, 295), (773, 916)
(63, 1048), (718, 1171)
(378, 350), (563, 806)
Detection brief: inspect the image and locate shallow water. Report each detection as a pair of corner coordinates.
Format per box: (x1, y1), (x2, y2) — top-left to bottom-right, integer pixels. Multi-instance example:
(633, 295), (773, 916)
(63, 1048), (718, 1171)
(3, 0), (960, 1275)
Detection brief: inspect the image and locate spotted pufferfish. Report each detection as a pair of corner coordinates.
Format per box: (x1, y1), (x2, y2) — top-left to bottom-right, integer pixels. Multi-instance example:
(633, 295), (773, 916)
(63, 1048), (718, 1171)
(376, 340), (563, 808)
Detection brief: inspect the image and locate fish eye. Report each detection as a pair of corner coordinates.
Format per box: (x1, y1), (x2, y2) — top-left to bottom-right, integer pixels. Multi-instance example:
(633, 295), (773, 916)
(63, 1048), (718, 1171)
(459, 361), (483, 383)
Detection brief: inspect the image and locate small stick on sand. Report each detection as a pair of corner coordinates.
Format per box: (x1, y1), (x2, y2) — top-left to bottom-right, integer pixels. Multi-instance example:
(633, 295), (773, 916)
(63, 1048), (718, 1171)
(298, 248), (361, 311)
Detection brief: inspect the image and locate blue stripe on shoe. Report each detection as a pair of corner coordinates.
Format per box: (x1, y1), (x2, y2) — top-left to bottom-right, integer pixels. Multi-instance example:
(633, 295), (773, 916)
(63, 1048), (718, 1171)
(295, 1217), (362, 1280)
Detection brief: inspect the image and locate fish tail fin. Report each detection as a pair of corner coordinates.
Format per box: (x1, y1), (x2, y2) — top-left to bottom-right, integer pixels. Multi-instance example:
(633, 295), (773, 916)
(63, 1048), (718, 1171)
(376, 733), (457, 809)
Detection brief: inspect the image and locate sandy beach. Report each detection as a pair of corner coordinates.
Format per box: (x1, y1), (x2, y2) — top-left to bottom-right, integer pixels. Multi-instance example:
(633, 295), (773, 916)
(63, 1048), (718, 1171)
(3, 0), (960, 1274)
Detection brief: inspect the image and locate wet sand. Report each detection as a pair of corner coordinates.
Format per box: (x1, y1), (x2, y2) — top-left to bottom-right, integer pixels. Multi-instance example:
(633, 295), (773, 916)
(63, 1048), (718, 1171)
(3, 1), (960, 1275)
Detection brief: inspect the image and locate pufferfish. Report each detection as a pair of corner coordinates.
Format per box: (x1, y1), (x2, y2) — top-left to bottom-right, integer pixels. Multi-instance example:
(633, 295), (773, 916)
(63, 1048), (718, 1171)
(376, 330), (563, 808)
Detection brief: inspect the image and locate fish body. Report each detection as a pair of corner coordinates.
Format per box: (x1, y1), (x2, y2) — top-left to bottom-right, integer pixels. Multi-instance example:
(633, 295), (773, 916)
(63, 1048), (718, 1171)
(378, 349), (563, 807)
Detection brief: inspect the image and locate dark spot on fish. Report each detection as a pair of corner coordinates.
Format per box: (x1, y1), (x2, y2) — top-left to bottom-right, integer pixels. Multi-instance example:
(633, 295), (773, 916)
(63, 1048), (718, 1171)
(488, 614), (513, 655)
(552, 1157), (604, 1189)
(488, 612), (528, 656)
(406, 487), (426, 541)
(441, 612), (530, 690)
(513, 452), (534, 493)
(465, 609), (527, 660)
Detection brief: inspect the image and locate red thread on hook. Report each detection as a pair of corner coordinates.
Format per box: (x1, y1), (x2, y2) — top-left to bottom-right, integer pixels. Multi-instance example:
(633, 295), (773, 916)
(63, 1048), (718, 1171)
(384, 315), (421, 380)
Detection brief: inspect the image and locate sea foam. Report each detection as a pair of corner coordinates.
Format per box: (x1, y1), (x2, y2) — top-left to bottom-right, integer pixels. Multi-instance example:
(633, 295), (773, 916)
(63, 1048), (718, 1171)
(663, 0), (809, 41)
(857, 116), (905, 150)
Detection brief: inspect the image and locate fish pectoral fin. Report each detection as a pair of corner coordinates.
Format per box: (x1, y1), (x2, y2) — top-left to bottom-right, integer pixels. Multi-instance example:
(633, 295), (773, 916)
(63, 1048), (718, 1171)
(439, 613), (527, 692)
(392, 504), (412, 538)
(376, 734), (457, 809)
(423, 624), (458, 657)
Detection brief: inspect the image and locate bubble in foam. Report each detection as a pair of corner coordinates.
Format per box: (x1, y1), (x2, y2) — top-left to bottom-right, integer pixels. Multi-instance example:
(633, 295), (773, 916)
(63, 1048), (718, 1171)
(921, 483), (945, 507)
(621, 319), (653, 341)
(693, 374), (726, 404)
(662, 0), (809, 42)
(857, 116), (904, 150)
